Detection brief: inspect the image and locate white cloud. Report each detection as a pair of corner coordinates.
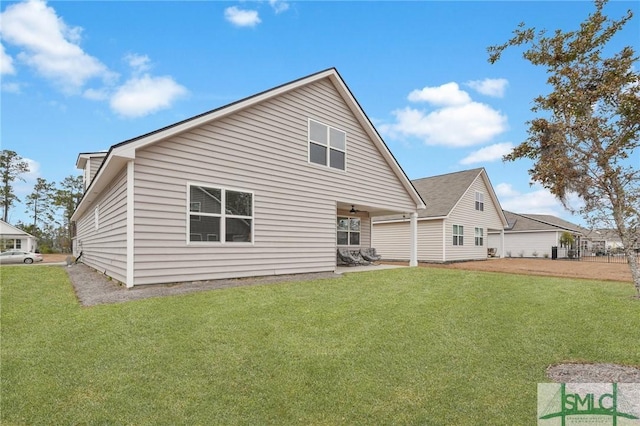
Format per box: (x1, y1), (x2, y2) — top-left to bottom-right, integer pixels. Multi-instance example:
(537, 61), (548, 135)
(467, 78), (508, 98)
(110, 74), (188, 118)
(382, 102), (507, 147)
(380, 80), (508, 147)
(1, 43), (16, 74)
(269, 0), (290, 14)
(125, 53), (151, 74)
(494, 182), (520, 198)
(407, 82), (471, 106)
(460, 142), (513, 165)
(0, 0), (113, 93)
(496, 183), (584, 219)
(2, 82), (22, 93)
(224, 6), (261, 27)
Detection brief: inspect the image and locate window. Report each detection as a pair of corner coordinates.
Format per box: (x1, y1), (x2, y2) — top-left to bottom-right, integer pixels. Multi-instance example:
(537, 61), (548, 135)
(188, 185), (253, 243)
(337, 216), (360, 246)
(309, 119), (346, 170)
(475, 192), (484, 211)
(453, 225), (464, 246)
(475, 227), (484, 246)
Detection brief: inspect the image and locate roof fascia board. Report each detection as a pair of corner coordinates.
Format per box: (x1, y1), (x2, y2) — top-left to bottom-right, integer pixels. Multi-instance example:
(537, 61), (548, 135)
(327, 72), (425, 210)
(479, 170), (509, 227)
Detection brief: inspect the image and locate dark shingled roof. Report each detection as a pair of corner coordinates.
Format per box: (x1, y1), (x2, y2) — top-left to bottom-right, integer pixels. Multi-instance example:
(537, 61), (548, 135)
(376, 168), (484, 221)
(503, 211), (584, 233)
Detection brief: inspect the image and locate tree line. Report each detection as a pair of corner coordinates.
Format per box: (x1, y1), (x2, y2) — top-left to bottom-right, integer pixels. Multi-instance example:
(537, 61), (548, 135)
(1, 150), (83, 253)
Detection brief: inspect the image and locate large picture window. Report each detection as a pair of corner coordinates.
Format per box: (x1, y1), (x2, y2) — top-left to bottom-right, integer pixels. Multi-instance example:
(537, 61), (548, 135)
(453, 224), (464, 246)
(337, 216), (360, 246)
(309, 119), (346, 170)
(188, 185), (253, 243)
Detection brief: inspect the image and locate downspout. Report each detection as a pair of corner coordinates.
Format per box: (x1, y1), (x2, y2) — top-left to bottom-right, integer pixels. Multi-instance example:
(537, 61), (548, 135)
(409, 212), (418, 267)
(126, 160), (135, 288)
(500, 229), (505, 258)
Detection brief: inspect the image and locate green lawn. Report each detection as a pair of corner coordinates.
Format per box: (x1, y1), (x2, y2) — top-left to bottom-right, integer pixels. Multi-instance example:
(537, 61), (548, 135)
(1, 265), (638, 425)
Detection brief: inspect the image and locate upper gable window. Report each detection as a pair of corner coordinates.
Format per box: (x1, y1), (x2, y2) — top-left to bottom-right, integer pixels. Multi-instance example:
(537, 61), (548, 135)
(308, 119), (346, 170)
(475, 192), (484, 211)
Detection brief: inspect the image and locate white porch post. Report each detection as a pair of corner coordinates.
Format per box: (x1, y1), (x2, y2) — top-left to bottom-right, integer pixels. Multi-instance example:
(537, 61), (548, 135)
(409, 212), (418, 267)
(500, 229), (505, 258)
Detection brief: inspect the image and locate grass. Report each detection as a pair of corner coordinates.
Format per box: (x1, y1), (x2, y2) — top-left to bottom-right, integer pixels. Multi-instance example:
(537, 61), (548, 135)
(1, 265), (638, 425)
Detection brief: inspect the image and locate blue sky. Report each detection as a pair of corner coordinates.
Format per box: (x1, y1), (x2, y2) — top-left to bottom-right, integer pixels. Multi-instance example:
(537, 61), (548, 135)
(1, 0), (638, 226)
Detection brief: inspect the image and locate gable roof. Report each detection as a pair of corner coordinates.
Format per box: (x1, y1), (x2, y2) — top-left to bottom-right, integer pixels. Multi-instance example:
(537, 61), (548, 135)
(0, 220), (36, 238)
(375, 168), (507, 225)
(72, 68), (425, 221)
(412, 168), (485, 218)
(503, 211), (584, 234)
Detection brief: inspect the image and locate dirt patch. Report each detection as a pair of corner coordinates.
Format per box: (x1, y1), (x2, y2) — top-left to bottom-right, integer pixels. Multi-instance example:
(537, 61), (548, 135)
(547, 363), (640, 383)
(417, 258), (633, 283)
(42, 253), (72, 263)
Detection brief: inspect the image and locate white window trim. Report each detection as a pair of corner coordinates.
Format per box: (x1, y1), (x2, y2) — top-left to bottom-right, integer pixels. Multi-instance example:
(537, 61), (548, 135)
(337, 216), (361, 247)
(187, 182), (254, 245)
(453, 224), (464, 246)
(475, 191), (484, 212)
(308, 118), (347, 171)
(475, 227), (484, 246)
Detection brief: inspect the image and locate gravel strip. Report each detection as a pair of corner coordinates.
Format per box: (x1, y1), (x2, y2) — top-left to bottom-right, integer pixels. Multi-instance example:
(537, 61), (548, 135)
(547, 363), (640, 383)
(66, 263), (340, 307)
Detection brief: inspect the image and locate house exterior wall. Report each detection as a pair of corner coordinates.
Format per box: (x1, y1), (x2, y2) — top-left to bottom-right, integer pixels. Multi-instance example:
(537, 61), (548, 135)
(489, 231), (560, 258)
(373, 173), (505, 262)
(0, 236), (36, 252)
(89, 156), (105, 183)
(75, 168), (128, 283)
(128, 79), (415, 285)
(443, 176), (505, 261)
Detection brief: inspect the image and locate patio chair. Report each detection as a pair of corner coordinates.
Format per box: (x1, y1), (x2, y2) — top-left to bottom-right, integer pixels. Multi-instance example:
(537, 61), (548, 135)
(359, 247), (382, 263)
(337, 249), (369, 266)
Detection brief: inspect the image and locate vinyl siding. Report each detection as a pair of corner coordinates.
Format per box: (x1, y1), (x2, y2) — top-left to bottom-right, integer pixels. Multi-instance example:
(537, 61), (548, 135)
(75, 168), (128, 283)
(490, 231), (559, 258)
(89, 156), (104, 183)
(130, 79), (415, 285)
(443, 175), (505, 261)
(373, 173), (506, 262)
(372, 219), (443, 262)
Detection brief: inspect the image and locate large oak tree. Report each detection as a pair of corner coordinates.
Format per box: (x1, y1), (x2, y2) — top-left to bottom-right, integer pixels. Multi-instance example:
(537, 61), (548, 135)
(488, 0), (640, 295)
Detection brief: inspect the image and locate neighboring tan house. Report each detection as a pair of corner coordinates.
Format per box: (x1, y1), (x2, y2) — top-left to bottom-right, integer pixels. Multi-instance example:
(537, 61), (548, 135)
(71, 68), (425, 287)
(0, 220), (37, 252)
(372, 168), (508, 262)
(488, 211), (584, 258)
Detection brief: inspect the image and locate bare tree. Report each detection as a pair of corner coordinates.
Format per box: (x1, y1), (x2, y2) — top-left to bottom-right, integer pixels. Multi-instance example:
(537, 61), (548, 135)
(0, 150), (30, 223)
(488, 0), (640, 295)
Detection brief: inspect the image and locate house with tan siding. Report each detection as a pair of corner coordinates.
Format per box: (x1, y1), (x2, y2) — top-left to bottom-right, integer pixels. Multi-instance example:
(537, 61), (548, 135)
(372, 168), (507, 262)
(71, 68), (425, 287)
(488, 211), (584, 258)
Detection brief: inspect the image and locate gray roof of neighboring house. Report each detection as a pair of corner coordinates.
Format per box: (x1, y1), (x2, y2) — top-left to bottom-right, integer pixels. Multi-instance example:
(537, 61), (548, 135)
(413, 168), (484, 218)
(503, 211), (584, 233)
(375, 168), (484, 221)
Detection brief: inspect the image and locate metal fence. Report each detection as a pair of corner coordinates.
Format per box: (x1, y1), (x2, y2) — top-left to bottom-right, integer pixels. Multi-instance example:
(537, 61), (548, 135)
(553, 247), (638, 264)
(577, 249), (639, 264)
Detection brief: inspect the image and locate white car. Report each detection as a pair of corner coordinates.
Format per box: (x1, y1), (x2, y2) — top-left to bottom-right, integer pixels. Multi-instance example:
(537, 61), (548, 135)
(0, 250), (44, 264)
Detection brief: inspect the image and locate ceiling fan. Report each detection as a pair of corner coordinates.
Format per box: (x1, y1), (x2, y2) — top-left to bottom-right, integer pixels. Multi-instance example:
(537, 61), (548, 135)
(349, 205), (360, 214)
